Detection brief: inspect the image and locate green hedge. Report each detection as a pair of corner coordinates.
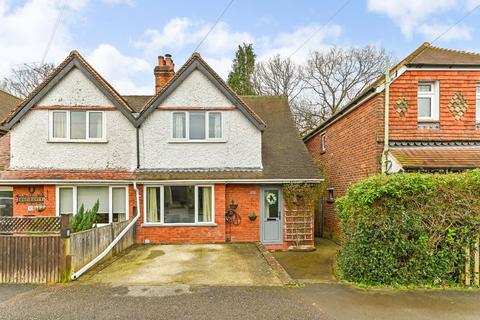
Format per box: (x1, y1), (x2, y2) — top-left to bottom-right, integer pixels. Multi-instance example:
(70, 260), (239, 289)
(336, 170), (480, 286)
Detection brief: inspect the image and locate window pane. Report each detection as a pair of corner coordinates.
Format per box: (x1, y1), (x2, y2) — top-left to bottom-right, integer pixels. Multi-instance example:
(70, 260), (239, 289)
(189, 112), (205, 139)
(77, 186), (109, 224)
(418, 97), (431, 118)
(172, 112), (186, 138)
(53, 112), (67, 138)
(70, 111), (86, 139)
(208, 112), (222, 138)
(89, 112), (103, 139)
(477, 98), (480, 122)
(146, 187), (161, 223)
(0, 191), (13, 217)
(198, 186), (213, 222)
(418, 83), (432, 92)
(164, 186), (194, 223)
(112, 188), (126, 222)
(59, 188), (73, 214)
(264, 190), (279, 219)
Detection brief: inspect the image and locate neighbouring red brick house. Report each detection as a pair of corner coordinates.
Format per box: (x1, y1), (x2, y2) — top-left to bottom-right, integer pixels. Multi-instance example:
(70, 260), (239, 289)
(304, 42), (480, 241)
(0, 51), (321, 249)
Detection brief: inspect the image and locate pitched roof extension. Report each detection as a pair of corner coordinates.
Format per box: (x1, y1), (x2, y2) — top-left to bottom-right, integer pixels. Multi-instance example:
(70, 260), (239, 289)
(303, 42), (480, 142)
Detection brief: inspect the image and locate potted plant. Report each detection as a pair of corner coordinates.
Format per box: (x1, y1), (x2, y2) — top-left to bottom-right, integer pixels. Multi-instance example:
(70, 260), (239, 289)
(248, 212), (257, 221)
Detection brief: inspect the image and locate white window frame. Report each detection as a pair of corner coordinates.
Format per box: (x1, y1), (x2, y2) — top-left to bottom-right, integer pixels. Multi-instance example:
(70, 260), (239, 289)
(476, 83), (480, 126)
(417, 81), (439, 121)
(49, 110), (107, 142)
(321, 132), (326, 152)
(143, 184), (216, 226)
(170, 111), (225, 142)
(55, 185), (129, 224)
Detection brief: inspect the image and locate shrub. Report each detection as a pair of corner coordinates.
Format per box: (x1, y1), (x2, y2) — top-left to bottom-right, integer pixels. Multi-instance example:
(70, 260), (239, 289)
(70, 200), (99, 233)
(336, 170), (480, 286)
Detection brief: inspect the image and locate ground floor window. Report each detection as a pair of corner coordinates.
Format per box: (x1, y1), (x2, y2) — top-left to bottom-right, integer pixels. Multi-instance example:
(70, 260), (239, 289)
(57, 185), (128, 224)
(0, 187), (13, 217)
(145, 185), (214, 225)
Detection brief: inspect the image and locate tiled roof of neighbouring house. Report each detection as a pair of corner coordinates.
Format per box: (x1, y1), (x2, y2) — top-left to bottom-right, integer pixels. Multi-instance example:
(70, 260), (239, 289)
(303, 42), (480, 142)
(122, 95), (152, 113)
(0, 90), (21, 124)
(390, 147), (480, 170)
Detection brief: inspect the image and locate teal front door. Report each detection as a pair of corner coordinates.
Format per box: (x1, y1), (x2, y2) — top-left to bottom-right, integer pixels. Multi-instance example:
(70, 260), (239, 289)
(260, 187), (282, 244)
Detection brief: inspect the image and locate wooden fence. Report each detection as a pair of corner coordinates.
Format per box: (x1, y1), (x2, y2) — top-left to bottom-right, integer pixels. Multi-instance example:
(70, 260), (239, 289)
(0, 216), (135, 283)
(69, 220), (135, 272)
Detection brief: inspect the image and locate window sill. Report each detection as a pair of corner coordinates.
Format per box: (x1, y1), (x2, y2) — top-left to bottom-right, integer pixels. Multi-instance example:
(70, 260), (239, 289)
(141, 222), (217, 227)
(168, 139), (227, 144)
(48, 139), (108, 144)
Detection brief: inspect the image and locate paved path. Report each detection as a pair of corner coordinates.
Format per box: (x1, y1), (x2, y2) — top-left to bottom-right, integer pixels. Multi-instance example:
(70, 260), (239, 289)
(1, 283), (479, 320)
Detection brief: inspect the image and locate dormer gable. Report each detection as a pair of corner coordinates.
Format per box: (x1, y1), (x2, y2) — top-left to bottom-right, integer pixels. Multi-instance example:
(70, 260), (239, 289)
(136, 53), (266, 130)
(3, 51), (137, 129)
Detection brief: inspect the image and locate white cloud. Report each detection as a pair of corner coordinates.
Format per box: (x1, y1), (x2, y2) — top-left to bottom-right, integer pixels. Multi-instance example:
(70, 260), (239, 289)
(87, 44), (152, 94)
(418, 23), (472, 41)
(102, 0), (135, 6)
(367, 0), (475, 41)
(0, 0), (87, 77)
(134, 17), (253, 58)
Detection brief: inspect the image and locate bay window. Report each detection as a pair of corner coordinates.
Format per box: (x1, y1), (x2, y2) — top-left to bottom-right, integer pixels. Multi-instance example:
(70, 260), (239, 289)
(145, 185), (214, 225)
(171, 111), (223, 140)
(50, 110), (105, 141)
(417, 81), (439, 121)
(57, 186), (128, 224)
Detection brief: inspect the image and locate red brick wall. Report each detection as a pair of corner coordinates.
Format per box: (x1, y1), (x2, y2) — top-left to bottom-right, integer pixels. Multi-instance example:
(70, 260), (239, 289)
(389, 70), (480, 141)
(135, 184), (227, 243)
(225, 184), (260, 242)
(13, 185), (56, 216)
(305, 94), (384, 241)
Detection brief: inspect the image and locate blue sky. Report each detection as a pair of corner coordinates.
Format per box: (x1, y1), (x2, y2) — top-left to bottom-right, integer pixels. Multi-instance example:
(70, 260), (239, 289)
(1, 0), (480, 94)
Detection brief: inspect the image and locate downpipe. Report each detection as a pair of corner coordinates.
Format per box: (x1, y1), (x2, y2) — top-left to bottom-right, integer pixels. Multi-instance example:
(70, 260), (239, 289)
(71, 181), (141, 280)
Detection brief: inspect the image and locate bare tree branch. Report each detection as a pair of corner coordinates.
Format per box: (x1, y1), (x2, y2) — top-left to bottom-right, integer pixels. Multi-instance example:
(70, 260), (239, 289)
(1, 62), (55, 98)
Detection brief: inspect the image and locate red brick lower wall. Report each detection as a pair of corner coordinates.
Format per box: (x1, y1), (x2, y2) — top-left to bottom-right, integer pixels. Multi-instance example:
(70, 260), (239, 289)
(225, 184), (260, 242)
(13, 185), (56, 217)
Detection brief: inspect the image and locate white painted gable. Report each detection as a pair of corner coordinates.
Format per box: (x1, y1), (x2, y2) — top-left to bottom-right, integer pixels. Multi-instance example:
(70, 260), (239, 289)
(160, 69), (233, 107)
(37, 68), (113, 106)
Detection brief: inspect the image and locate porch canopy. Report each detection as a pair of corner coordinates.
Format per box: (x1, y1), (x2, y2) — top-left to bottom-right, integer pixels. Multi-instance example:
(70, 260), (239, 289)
(390, 147), (480, 171)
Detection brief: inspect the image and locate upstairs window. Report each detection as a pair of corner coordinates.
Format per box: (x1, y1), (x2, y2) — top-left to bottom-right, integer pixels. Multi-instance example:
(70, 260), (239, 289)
(171, 111), (223, 141)
(50, 110), (105, 142)
(321, 133), (326, 152)
(476, 84), (480, 127)
(417, 81), (439, 121)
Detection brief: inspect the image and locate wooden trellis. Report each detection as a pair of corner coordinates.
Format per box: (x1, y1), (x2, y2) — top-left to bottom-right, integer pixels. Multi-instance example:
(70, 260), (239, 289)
(284, 208), (313, 246)
(0, 216), (61, 234)
(465, 236), (480, 287)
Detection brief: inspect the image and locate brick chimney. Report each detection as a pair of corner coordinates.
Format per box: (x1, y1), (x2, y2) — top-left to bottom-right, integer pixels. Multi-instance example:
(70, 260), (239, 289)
(154, 54), (175, 93)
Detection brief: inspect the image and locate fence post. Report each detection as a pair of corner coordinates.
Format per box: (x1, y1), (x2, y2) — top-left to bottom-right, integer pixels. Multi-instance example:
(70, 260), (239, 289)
(59, 214), (71, 282)
(475, 237), (479, 287)
(465, 246), (471, 286)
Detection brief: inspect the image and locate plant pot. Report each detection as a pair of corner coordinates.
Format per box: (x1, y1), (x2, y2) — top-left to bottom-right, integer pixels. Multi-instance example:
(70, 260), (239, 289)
(248, 214), (257, 221)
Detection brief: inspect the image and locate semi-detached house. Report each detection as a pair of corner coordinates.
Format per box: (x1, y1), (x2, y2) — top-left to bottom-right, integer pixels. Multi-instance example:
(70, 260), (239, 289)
(0, 51), (321, 248)
(304, 43), (480, 241)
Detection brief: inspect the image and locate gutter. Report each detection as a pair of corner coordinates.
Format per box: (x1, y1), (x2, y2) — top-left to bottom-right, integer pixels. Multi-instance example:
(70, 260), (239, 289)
(0, 178), (324, 185)
(71, 181), (141, 280)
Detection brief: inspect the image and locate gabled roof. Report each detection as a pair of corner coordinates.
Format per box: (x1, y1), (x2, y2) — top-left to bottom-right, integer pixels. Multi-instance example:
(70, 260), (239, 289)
(136, 53), (266, 130)
(3, 51), (137, 129)
(302, 42), (480, 142)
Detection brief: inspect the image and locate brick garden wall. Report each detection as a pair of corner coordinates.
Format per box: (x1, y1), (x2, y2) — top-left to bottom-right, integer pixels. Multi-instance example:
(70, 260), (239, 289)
(305, 94), (384, 241)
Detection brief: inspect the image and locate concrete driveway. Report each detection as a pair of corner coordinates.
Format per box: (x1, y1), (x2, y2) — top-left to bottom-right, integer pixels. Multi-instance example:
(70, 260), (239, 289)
(82, 243), (282, 286)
